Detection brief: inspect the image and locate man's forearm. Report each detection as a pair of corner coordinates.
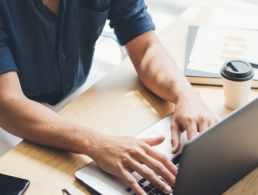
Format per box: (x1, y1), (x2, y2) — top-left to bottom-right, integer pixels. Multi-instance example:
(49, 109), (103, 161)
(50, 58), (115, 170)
(0, 95), (97, 155)
(126, 31), (196, 104)
(136, 41), (194, 103)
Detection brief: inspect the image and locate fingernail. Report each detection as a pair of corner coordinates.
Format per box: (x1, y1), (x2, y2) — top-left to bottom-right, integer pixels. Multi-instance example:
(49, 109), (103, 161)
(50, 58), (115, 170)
(165, 186), (172, 193)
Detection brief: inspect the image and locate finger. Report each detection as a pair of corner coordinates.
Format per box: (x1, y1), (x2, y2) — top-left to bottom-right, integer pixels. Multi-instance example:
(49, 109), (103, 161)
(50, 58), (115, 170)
(185, 121), (198, 141)
(210, 120), (216, 127)
(198, 121), (208, 132)
(209, 114), (220, 126)
(171, 121), (181, 154)
(214, 113), (221, 122)
(120, 169), (146, 195)
(135, 147), (177, 184)
(143, 143), (177, 176)
(142, 136), (165, 146)
(126, 157), (173, 194)
(208, 118), (218, 127)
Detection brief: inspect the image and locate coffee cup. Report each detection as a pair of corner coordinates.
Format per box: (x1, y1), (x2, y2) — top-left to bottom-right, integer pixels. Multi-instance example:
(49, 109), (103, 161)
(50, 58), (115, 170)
(220, 60), (254, 109)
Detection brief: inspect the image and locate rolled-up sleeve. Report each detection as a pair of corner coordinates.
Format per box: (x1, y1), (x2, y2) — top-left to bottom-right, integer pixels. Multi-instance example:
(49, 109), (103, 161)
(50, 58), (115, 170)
(0, 10), (18, 74)
(108, 0), (155, 45)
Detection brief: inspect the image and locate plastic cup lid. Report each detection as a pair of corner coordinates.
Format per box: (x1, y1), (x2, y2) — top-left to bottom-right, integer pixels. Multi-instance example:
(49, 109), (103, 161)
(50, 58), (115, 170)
(220, 60), (254, 81)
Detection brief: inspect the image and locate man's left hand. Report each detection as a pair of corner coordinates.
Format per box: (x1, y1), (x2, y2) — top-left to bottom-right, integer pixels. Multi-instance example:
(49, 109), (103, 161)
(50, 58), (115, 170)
(171, 92), (219, 154)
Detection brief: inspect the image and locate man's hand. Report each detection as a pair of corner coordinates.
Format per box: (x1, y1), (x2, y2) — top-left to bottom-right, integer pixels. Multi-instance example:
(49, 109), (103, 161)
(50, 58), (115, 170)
(171, 92), (219, 154)
(126, 31), (219, 154)
(89, 135), (177, 195)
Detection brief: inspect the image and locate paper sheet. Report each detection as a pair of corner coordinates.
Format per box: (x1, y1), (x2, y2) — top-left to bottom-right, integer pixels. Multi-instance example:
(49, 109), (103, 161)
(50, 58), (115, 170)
(209, 8), (258, 30)
(187, 26), (258, 78)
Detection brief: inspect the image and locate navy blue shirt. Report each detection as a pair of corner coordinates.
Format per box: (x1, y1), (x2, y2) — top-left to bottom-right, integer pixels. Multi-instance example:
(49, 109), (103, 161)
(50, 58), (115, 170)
(0, 0), (154, 105)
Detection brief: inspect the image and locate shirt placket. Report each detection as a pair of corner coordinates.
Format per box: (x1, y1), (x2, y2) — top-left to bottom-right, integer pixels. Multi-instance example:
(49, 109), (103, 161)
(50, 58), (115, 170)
(56, 0), (71, 97)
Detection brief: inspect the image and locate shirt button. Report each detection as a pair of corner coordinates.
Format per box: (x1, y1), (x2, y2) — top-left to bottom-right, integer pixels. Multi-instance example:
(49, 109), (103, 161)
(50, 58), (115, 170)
(62, 53), (67, 60)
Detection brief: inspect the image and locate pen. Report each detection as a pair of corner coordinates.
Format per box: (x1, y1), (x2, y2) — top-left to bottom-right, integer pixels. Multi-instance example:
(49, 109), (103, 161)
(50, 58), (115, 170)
(62, 188), (72, 195)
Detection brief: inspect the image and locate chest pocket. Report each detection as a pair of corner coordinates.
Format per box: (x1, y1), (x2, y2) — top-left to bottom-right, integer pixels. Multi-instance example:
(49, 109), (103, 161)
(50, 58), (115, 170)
(75, 6), (109, 46)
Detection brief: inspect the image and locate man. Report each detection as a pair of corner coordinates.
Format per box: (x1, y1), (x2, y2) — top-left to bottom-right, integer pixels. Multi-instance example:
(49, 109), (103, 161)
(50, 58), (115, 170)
(0, 0), (218, 194)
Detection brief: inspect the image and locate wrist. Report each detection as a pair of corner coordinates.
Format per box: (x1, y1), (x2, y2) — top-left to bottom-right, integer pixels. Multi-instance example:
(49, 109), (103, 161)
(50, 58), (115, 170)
(80, 127), (104, 159)
(68, 124), (99, 156)
(174, 87), (200, 105)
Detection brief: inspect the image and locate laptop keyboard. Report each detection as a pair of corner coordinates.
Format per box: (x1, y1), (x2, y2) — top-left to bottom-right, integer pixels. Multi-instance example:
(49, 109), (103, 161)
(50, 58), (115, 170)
(126, 177), (172, 195)
(125, 154), (181, 195)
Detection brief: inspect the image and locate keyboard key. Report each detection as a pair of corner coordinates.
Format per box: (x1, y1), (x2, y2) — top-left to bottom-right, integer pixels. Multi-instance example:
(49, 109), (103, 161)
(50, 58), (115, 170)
(142, 180), (150, 187)
(151, 187), (171, 195)
(125, 187), (132, 192)
(143, 185), (152, 193)
(148, 183), (156, 190)
(139, 178), (146, 184)
(171, 154), (181, 165)
(152, 188), (162, 194)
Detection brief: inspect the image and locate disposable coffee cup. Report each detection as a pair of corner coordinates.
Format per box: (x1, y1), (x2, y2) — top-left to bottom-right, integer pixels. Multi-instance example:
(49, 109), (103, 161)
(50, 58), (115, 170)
(220, 60), (254, 109)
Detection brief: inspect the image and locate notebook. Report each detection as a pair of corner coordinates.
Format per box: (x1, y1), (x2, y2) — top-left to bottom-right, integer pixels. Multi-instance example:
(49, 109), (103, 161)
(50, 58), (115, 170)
(184, 26), (258, 88)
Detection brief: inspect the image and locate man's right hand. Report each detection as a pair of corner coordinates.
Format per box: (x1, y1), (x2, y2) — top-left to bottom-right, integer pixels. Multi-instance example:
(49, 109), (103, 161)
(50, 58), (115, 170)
(0, 72), (176, 195)
(88, 134), (177, 195)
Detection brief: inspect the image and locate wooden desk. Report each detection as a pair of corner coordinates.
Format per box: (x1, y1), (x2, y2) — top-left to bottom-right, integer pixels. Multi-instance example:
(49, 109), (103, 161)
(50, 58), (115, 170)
(0, 5), (257, 195)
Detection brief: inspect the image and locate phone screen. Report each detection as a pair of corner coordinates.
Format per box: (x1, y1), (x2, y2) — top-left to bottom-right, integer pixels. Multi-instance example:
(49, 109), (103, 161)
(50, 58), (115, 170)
(0, 173), (30, 195)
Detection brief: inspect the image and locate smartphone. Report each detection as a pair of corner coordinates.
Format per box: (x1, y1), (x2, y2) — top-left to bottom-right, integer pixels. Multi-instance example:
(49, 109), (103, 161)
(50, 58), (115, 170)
(0, 173), (30, 195)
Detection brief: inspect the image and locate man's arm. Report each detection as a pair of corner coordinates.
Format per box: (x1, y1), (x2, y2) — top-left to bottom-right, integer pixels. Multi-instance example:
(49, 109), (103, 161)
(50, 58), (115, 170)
(0, 72), (94, 153)
(0, 71), (176, 194)
(126, 31), (219, 153)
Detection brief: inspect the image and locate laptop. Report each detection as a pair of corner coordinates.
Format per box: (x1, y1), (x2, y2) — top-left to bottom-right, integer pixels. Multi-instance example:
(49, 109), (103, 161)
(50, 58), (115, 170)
(75, 97), (258, 195)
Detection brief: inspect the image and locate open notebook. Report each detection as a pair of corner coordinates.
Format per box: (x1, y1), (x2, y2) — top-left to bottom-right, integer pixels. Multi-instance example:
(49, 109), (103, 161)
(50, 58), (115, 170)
(184, 26), (258, 88)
